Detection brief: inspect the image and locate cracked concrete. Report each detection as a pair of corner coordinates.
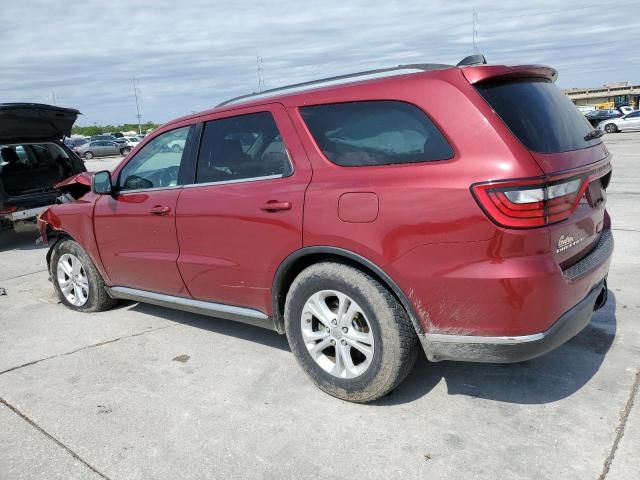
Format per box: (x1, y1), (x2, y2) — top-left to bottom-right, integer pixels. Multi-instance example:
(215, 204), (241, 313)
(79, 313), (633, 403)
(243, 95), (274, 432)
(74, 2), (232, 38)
(0, 133), (639, 479)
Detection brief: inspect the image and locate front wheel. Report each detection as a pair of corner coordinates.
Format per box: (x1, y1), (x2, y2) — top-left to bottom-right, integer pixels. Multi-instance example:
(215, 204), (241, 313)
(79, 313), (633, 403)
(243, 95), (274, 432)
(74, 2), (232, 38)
(83, 151), (94, 160)
(605, 123), (618, 133)
(285, 263), (418, 403)
(120, 147), (131, 155)
(50, 239), (117, 312)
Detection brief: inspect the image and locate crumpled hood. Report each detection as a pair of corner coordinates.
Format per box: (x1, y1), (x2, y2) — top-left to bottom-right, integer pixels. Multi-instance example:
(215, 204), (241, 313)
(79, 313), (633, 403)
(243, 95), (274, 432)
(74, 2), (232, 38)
(0, 103), (81, 143)
(55, 172), (93, 199)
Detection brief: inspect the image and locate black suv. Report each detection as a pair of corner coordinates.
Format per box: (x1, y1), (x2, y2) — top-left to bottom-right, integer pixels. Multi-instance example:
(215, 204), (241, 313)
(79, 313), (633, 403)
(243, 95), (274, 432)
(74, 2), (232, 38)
(0, 103), (86, 231)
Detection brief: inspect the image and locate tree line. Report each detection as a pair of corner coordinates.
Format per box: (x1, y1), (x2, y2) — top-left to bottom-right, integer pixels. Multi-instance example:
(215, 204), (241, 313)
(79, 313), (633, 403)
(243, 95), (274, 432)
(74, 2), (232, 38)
(71, 121), (160, 137)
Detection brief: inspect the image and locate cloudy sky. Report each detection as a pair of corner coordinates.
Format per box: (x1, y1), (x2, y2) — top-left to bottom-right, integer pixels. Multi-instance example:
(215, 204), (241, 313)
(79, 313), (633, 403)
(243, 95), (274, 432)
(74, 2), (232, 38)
(2, 0), (639, 126)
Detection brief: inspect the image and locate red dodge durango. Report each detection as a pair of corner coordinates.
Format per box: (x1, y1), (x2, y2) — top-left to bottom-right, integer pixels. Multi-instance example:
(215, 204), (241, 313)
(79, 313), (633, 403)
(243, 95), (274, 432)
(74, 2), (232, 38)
(39, 55), (613, 402)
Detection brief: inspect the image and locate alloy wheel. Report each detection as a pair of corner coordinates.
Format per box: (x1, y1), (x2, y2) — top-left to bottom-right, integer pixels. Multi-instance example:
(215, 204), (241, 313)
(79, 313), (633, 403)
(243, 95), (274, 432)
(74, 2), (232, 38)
(301, 290), (374, 379)
(56, 253), (90, 306)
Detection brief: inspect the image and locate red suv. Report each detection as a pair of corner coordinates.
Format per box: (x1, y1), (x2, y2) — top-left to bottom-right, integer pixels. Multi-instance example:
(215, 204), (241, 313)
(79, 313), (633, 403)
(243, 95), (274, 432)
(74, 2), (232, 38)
(39, 56), (613, 402)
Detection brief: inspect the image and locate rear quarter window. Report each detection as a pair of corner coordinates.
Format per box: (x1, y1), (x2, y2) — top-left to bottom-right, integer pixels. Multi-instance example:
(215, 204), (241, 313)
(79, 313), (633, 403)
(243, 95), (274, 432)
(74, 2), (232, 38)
(476, 78), (600, 153)
(300, 101), (453, 167)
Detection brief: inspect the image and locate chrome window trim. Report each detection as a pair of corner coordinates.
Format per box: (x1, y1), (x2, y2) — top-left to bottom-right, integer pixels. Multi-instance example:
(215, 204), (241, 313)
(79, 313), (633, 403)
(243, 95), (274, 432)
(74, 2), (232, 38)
(185, 173), (284, 189)
(116, 185), (184, 194)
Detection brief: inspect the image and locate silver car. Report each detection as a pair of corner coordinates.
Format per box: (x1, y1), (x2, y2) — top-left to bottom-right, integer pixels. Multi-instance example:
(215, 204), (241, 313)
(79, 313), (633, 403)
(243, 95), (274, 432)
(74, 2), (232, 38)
(74, 140), (130, 159)
(597, 110), (640, 133)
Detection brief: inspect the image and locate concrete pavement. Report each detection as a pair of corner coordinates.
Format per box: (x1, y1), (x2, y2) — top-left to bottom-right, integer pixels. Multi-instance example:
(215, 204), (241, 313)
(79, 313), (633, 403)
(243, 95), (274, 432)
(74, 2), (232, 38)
(0, 132), (638, 479)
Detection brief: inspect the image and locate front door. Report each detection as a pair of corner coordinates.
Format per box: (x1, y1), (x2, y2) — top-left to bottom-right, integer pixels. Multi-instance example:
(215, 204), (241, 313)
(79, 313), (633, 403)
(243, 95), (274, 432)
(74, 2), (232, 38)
(94, 125), (195, 296)
(175, 105), (312, 313)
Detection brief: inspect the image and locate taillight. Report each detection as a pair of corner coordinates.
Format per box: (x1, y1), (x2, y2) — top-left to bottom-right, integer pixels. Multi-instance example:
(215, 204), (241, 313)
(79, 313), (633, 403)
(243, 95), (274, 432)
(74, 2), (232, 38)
(0, 206), (18, 217)
(472, 176), (589, 228)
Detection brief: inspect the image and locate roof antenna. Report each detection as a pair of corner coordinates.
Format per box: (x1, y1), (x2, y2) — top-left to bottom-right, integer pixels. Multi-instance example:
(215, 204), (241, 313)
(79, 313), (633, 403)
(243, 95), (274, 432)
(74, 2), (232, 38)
(457, 54), (487, 66)
(472, 8), (479, 53)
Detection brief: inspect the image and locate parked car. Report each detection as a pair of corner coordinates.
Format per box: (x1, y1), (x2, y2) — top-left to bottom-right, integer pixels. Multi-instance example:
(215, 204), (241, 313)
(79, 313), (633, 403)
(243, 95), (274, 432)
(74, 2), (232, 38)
(39, 57), (613, 402)
(585, 109), (622, 126)
(64, 137), (89, 149)
(0, 103), (86, 230)
(122, 136), (141, 148)
(74, 140), (130, 159)
(597, 110), (640, 133)
(90, 134), (117, 142)
(617, 106), (633, 115)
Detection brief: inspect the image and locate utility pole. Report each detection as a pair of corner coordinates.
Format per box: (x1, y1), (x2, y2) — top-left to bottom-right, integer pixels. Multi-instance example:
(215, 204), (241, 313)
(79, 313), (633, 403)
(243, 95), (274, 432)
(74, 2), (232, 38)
(472, 8), (479, 54)
(256, 56), (265, 92)
(133, 78), (143, 134)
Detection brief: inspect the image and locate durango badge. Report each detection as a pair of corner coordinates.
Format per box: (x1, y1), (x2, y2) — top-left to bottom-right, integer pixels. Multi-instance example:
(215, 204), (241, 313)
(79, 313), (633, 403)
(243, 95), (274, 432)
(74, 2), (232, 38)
(556, 234), (586, 254)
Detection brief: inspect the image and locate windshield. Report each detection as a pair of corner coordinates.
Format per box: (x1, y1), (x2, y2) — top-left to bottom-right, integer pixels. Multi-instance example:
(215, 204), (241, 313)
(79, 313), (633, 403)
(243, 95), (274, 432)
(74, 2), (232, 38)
(476, 78), (601, 153)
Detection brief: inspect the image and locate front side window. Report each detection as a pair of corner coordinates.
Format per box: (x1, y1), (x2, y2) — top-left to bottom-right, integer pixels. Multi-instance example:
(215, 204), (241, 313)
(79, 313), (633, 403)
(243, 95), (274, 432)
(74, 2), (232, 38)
(118, 126), (191, 191)
(300, 100), (453, 167)
(196, 112), (292, 184)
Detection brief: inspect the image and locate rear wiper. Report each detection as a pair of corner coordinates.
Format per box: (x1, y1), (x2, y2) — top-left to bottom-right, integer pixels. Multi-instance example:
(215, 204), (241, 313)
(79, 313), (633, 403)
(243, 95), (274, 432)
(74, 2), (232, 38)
(584, 129), (604, 141)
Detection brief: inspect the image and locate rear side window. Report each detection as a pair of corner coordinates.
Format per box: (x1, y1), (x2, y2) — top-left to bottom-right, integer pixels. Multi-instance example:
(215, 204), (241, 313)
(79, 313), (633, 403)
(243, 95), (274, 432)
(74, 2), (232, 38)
(196, 112), (293, 184)
(476, 79), (600, 153)
(300, 101), (453, 167)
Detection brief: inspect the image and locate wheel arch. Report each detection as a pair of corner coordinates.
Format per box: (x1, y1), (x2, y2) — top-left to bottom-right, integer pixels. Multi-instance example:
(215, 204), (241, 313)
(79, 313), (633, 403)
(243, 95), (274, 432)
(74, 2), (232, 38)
(272, 246), (423, 336)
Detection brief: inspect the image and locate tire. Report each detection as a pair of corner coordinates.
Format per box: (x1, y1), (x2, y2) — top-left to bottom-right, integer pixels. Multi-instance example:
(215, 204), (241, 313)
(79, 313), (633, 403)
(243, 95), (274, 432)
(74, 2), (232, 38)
(50, 238), (117, 312)
(83, 151), (94, 160)
(605, 123), (618, 133)
(120, 147), (131, 155)
(285, 262), (418, 402)
(171, 144), (183, 153)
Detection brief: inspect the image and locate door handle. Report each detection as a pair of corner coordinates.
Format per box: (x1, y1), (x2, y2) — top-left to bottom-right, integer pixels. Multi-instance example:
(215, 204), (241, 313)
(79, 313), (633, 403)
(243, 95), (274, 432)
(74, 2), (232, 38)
(261, 200), (292, 212)
(149, 205), (171, 215)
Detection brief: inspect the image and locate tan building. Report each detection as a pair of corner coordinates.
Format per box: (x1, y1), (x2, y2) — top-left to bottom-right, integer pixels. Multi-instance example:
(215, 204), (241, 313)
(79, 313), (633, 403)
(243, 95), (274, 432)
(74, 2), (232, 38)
(563, 82), (640, 110)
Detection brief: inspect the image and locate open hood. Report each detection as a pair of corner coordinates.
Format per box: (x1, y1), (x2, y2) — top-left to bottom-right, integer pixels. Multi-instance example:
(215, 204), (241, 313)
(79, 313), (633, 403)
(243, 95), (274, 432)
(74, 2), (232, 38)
(0, 103), (81, 143)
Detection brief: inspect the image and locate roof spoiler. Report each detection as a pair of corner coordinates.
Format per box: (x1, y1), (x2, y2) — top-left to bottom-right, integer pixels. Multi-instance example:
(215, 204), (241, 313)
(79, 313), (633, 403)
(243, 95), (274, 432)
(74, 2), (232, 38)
(462, 65), (558, 84)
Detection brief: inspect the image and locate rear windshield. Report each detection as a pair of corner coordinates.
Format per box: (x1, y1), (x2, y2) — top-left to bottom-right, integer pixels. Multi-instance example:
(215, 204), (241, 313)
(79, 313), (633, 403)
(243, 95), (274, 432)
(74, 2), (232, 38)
(476, 79), (600, 153)
(300, 101), (453, 167)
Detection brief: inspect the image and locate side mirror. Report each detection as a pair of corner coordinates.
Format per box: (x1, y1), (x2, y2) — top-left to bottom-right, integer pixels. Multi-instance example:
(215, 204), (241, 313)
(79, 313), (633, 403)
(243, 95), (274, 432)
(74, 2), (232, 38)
(92, 170), (113, 194)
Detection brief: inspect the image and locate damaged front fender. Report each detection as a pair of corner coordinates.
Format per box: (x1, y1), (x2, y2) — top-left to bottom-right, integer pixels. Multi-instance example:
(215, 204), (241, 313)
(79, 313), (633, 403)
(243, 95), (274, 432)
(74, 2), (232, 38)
(54, 172), (93, 200)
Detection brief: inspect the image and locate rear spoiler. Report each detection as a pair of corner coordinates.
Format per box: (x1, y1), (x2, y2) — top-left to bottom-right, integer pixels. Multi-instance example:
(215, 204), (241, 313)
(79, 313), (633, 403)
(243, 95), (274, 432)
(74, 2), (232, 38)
(461, 65), (558, 85)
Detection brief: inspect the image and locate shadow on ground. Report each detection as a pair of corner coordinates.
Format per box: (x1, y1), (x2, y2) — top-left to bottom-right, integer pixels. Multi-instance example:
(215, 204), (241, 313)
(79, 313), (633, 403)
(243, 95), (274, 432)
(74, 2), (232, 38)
(0, 226), (44, 252)
(127, 291), (617, 406)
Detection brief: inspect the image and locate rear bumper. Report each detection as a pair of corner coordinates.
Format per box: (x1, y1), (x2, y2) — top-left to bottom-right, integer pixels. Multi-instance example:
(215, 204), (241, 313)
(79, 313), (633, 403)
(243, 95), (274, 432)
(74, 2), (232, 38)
(422, 279), (607, 363)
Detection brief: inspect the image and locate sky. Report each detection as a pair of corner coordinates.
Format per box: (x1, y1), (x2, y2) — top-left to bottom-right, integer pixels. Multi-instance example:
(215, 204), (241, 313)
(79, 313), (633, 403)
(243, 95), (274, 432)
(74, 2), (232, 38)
(2, 0), (639, 126)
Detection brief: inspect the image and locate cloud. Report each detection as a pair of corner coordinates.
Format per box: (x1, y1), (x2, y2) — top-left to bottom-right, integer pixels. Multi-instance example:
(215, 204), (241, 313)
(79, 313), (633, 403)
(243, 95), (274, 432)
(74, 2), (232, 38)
(1, 0), (638, 124)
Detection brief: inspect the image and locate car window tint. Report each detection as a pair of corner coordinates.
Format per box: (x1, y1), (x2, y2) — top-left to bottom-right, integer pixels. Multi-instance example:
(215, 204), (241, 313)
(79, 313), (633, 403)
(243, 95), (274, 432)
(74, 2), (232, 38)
(477, 79), (603, 153)
(196, 111), (293, 184)
(118, 126), (191, 191)
(299, 101), (453, 167)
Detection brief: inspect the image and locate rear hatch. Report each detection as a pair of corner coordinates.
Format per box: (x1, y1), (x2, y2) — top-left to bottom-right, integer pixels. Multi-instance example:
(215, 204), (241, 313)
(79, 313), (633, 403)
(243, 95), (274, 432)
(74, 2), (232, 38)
(1, 104), (83, 218)
(465, 66), (611, 268)
(0, 103), (80, 143)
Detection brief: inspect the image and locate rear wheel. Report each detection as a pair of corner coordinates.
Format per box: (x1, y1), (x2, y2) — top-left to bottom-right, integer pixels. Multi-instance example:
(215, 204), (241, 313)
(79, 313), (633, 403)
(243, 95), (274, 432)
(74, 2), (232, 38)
(285, 263), (418, 403)
(83, 151), (94, 160)
(171, 144), (183, 153)
(604, 123), (618, 133)
(50, 239), (117, 312)
(120, 147), (131, 155)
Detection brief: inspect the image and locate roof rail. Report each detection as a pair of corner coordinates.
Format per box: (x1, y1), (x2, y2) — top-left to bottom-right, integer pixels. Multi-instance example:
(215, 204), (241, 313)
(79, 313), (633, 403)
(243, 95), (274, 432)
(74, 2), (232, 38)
(216, 63), (453, 107)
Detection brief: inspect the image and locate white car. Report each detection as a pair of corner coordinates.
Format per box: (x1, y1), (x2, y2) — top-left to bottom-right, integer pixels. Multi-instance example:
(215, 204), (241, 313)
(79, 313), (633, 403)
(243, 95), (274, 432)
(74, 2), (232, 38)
(123, 136), (141, 147)
(598, 110), (640, 133)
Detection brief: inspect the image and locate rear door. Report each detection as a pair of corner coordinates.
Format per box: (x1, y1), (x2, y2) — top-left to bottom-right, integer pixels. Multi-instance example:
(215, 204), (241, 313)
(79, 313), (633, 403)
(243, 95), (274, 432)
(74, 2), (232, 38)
(472, 75), (611, 266)
(94, 125), (196, 295)
(175, 104), (312, 313)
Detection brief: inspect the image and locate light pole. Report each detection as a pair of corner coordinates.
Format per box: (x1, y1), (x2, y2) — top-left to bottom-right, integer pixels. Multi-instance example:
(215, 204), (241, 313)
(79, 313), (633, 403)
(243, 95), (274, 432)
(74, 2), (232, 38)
(133, 78), (143, 134)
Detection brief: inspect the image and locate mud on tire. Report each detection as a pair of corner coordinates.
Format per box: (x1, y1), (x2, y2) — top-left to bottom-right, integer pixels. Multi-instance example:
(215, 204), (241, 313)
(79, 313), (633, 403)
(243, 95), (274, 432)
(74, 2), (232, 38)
(50, 238), (117, 312)
(285, 262), (419, 403)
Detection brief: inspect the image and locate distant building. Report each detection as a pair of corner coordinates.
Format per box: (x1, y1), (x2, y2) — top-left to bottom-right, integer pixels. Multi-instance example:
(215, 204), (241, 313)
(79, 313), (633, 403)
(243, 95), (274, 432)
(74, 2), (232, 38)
(564, 82), (640, 110)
